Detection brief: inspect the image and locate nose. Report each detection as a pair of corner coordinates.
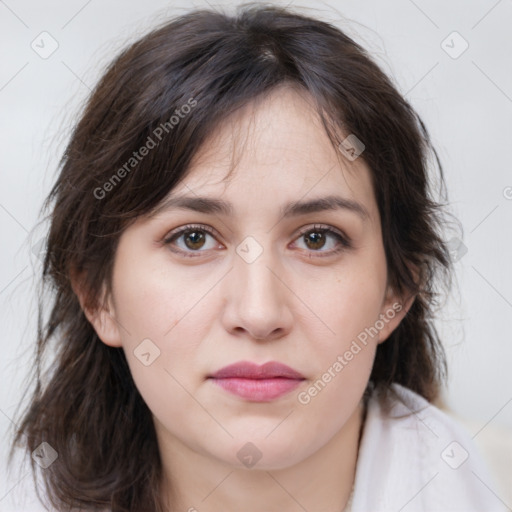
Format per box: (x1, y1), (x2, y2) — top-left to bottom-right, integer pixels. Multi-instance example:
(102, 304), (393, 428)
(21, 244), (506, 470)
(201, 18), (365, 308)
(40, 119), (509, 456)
(220, 244), (294, 342)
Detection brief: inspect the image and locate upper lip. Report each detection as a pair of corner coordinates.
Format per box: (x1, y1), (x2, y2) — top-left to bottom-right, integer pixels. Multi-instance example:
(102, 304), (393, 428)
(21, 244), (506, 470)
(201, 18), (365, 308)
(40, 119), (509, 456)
(209, 361), (305, 380)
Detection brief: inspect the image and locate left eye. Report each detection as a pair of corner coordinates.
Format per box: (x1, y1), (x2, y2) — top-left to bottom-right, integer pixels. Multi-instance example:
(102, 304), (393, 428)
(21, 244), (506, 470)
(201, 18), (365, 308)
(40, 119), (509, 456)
(292, 226), (350, 254)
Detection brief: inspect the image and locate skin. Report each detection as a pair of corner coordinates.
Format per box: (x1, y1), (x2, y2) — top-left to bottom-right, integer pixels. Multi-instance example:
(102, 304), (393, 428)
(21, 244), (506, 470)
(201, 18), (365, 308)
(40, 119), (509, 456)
(79, 85), (415, 512)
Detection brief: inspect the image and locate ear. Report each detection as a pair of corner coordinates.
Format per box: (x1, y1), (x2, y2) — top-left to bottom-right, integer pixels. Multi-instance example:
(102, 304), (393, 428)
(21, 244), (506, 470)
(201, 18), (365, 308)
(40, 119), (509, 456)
(377, 266), (419, 344)
(377, 262), (422, 343)
(70, 270), (123, 348)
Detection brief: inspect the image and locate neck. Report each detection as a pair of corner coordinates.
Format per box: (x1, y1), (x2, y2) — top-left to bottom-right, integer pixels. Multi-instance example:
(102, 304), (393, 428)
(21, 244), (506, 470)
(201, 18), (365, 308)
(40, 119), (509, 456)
(158, 400), (366, 512)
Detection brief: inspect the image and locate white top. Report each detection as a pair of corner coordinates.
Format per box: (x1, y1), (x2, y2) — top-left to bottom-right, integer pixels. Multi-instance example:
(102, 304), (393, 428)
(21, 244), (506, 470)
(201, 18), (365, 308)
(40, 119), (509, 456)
(345, 383), (509, 512)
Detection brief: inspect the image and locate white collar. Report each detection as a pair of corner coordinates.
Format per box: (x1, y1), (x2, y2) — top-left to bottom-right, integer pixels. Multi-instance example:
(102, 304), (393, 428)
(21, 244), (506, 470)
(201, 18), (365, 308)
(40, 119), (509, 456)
(348, 383), (509, 512)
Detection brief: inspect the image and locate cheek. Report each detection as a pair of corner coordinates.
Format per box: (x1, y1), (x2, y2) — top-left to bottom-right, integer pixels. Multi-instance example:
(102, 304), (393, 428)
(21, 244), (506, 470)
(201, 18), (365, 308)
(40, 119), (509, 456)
(111, 256), (218, 411)
(112, 251), (215, 345)
(296, 253), (387, 357)
(298, 278), (379, 401)
(294, 270), (382, 434)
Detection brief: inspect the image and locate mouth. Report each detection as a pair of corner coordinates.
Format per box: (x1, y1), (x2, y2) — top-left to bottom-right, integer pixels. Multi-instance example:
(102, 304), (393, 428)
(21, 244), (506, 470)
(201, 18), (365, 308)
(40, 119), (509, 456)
(207, 361), (305, 402)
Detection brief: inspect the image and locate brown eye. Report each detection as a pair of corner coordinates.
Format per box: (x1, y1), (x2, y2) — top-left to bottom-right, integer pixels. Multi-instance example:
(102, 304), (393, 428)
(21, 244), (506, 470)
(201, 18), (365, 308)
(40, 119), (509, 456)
(293, 225), (351, 256)
(163, 224), (221, 257)
(303, 231), (327, 250)
(182, 230), (207, 250)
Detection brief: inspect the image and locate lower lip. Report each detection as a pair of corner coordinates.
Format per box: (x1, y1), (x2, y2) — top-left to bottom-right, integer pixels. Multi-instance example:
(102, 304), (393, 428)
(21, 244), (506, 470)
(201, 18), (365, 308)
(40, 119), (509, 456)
(209, 377), (303, 402)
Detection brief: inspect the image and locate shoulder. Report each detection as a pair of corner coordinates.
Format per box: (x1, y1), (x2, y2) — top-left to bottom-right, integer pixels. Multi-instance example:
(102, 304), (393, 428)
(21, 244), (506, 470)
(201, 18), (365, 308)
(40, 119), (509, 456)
(350, 383), (509, 512)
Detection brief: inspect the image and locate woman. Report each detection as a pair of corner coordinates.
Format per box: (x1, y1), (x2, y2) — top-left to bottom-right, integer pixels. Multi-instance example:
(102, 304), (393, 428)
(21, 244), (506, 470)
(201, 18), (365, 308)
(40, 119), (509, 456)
(10, 4), (506, 511)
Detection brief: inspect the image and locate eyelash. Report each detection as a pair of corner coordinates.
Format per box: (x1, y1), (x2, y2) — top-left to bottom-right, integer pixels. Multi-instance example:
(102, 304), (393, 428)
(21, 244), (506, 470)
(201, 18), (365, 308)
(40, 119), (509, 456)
(163, 223), (352, 259)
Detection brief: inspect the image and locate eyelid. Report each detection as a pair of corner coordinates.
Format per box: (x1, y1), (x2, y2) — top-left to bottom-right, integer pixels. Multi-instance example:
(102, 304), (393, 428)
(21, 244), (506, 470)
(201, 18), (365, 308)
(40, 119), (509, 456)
(162, 222), (352, 257)
(162, 223), (223, 259)
(294, 223), (349, 242)
(291, 223), (352, 256)
(163, 223), (218, 245)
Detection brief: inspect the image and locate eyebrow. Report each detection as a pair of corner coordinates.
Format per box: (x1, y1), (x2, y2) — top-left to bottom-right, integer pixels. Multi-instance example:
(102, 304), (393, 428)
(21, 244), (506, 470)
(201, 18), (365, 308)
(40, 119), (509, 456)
(152, 194), (369, 221)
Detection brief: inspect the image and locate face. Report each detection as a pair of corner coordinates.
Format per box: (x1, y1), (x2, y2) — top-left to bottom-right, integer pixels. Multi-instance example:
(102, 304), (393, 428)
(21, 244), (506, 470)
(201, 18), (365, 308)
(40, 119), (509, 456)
(84, 86), (410, 471)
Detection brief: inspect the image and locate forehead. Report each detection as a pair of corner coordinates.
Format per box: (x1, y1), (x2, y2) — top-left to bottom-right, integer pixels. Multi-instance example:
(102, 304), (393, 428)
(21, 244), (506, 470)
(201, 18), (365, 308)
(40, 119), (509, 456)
(163, 86), (377, 221)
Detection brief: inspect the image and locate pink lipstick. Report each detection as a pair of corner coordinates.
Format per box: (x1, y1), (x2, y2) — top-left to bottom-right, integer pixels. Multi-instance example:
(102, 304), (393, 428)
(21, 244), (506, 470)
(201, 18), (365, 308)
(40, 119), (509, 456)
(208, 361), (305, 402)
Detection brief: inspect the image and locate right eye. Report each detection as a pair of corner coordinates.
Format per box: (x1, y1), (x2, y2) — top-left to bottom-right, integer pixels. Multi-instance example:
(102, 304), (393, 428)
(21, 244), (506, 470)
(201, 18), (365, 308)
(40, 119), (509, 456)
(163, 224), (224, 257)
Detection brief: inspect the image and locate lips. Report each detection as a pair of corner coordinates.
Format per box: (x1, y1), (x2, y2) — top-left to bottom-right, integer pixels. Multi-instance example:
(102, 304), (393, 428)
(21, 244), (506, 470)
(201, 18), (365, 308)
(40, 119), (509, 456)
(208, 361), (305, 402)
(210, 361), (305, 380)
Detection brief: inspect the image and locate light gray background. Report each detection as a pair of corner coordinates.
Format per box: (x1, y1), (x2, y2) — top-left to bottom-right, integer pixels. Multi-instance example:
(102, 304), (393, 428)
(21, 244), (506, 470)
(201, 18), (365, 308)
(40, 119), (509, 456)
(1, 0), (511, 510)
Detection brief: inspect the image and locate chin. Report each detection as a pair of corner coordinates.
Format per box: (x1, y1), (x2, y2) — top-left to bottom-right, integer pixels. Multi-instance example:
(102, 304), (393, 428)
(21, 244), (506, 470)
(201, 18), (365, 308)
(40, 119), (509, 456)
(214, 434), (317, 471)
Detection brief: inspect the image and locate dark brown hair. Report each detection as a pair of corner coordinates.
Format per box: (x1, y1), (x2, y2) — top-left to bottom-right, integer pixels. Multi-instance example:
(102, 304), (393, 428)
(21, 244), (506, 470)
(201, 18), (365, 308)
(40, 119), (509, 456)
(11, 3), (455, 511)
